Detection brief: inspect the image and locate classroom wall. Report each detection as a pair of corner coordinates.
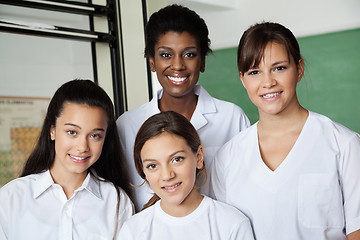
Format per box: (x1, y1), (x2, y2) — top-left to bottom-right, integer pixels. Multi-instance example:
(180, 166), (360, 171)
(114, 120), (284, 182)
(171, 0), (360, 50)
(199, 28), (360, 133)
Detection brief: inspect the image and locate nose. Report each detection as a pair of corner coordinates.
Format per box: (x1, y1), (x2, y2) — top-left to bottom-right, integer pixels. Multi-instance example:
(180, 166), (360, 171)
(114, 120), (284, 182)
(262, 72), (276, 88)
(171, 55), (185, 70)
(162, 165), (175, 181)
(77, 136), (89, 153)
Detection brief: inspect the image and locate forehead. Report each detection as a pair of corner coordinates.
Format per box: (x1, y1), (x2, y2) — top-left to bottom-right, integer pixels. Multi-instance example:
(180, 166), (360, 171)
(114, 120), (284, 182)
(141, 132), (189, 158)
(57, 103), (108, 127)
(263, 42), (289, 59)
(252, 42), (291, 67)
(156, 31), (199, 48)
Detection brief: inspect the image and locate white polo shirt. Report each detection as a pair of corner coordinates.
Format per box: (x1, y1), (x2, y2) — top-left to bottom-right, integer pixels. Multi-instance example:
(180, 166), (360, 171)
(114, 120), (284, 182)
(118, 195), (255, 240)
(116, 85), (250, 211)
(0, 170), (134, 240)
(212, 111), (360, 240)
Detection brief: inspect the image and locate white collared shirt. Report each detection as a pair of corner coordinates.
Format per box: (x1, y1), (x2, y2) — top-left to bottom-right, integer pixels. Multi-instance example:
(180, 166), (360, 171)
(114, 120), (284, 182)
(116, 85), (250, 211)
(0, 170), (134, 240)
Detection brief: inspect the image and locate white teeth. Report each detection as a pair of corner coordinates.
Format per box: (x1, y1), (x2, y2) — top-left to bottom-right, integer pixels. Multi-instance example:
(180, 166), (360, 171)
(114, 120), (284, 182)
(262, 92), (281, 98)
(168, 76), (186, 82)
(163, 182), (181, 190)
(69, 154), (87, 160)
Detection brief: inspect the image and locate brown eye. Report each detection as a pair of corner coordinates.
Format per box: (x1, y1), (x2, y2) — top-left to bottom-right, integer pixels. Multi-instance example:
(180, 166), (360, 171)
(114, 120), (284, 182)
(67, 130), (77, 136)
(146, 164), (157, 169)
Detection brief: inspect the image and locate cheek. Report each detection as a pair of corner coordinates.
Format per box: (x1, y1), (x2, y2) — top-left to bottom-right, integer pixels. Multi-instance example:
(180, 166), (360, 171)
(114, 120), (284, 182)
(243, 82), (258, 97)
(144, 172), (158, 188)
(93, 141), (105, 157)
(184, 163), (198, 182)
(53, 135), (68, 154)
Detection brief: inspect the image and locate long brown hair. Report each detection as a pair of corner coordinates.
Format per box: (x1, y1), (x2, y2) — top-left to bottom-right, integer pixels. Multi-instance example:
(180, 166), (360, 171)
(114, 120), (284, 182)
(134, 111), (206, 210)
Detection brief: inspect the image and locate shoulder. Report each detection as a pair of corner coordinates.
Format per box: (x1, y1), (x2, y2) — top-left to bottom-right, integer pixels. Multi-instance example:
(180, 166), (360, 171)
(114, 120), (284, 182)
(309, 111), (359, 141)
(221, 123), (256, 151)
(0, 174), (40, 209)
(118, 206), (155, 240)
(213, 123), (256, 171)
(206, 196), (249, 223)
(197, 85), (250, 130)
(95, 180), (134, 221)
(116, 101), (157, 144)
(116, 101), (152, 126)
(123, 204), (155, 228)
(0, 174), (37, 195)
(199, 85), (246, 114)
(98, 179), (132, 203)
(203, 196), (253, 237)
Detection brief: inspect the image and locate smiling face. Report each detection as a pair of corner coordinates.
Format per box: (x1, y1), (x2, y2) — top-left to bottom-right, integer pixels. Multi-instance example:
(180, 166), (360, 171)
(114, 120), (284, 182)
(149, 31), (205, 99)
(140, 132), (204, 215)
(240, 42), (304, 117)
(49, 102), (108, 181)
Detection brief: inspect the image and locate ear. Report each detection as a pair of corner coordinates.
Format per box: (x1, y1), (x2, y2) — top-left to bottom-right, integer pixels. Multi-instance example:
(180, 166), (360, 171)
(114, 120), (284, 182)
(49, 125), (55, 141)
(196, 145), (204, 170)
(149, 57), (156, 72)
(297, 59), (305, 83)
(200, 57), (206, 73)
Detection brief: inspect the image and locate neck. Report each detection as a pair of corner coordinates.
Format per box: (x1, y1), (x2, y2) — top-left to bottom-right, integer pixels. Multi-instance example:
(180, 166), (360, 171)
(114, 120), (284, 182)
(159, 90), (198, 121)
(160, 187), (203, 217)
(49, 168), (87, 199)
(258, 103), (308, 135)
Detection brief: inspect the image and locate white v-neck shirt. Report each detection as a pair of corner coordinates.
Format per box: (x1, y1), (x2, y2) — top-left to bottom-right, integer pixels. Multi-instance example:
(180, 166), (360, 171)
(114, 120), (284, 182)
(212, 111), (360, 240)
(0, 170), (134, 240)
(117, 85), (250, 211)
(118, 195), (254, 240)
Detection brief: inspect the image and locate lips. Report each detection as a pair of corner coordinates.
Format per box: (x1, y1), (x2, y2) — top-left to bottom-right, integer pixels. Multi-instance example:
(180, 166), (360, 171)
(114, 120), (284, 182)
(162, 182), (182, 191)
(167, 75), (188, 85)
(261, 91), (282, 99)
(68, 154), (90, 163)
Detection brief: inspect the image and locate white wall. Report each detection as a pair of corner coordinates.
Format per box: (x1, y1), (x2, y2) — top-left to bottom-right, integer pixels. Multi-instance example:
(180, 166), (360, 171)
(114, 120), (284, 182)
(145, 0), (360, 98)
(0, 4), (93, 98)
(169, 0), (360, 49)
(0, 0), (149, 112)
(119, 0), (149, 110)
(2, 0), (359, 107)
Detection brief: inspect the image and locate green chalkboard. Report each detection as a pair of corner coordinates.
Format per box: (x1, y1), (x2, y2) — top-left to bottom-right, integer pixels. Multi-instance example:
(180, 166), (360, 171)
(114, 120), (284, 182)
(199, 28), (360, 133)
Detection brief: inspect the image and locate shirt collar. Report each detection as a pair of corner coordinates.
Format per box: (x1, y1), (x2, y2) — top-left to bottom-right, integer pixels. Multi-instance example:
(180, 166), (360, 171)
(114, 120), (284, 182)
(33, 170), (102, 200)
(82, 171), (102, 200)
(194, 85), (217, 114)
(191, 85), (216, 130)
(148, 85), (217, 130)
(145, 89), (162, 116)
(33, 170), (54, 199)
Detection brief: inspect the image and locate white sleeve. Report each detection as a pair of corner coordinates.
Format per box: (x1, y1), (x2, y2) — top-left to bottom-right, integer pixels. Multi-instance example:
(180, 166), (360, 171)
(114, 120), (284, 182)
(211, 146), (227, 202)
(0, 188), (8, 239)
(341, 133), (360, 235)
(118, 191), (135, 229)
(230, 218), (255, 240)
(117, 222), (133, 240)
(239, 111), (251, 131)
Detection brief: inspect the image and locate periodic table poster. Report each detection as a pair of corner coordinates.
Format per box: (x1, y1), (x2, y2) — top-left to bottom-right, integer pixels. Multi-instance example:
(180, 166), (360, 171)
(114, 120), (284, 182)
(0, 97), (49, 186)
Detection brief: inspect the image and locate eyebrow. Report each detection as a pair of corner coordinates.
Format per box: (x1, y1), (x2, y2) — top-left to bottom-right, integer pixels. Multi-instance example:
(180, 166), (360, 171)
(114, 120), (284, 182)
(64, 123), (105, 132)
(142, 150), (186, 163)
(272, 60), (289, 66)
(249, 60), (289, 70)
(157, 46), (199, 51)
